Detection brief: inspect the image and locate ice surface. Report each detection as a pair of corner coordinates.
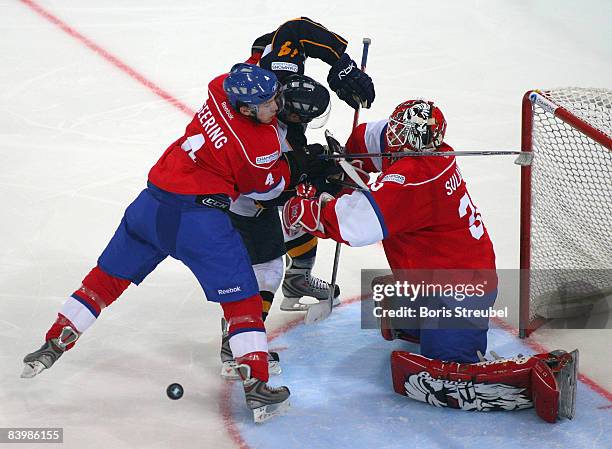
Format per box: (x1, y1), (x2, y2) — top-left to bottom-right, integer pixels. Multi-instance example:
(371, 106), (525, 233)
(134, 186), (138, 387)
(1, 1), (610, 448)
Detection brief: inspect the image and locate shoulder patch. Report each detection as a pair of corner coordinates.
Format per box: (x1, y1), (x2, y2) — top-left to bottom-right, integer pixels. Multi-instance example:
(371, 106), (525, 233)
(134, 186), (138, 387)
(380, 174), (406, 184)
(256, 151), (281, 165)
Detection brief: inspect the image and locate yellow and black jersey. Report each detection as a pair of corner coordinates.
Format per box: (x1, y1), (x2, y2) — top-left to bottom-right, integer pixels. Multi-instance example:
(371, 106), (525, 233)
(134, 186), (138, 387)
(252, 17), (348, 80)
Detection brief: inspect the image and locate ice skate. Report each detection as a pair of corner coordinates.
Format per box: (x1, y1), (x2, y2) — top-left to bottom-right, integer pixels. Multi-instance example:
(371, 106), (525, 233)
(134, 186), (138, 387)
(237, 364), (290, 423)
(21, 326), (79, 378)
(220, 319), (281, 380)
(280, 267), (340, 312)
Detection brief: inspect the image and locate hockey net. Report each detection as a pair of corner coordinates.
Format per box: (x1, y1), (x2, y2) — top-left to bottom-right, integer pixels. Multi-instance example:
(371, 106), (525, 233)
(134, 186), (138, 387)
(519, 88), (612, 337)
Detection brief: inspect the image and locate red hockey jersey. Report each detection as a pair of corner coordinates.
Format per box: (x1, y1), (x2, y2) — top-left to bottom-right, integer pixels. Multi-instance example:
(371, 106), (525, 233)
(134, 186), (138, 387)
(319, 121), (497, 272)
(148, 74), (291, 201)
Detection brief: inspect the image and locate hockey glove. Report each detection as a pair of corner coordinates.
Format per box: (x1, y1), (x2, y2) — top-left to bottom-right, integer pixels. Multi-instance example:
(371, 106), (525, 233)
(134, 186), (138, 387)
(282, 185), (333, 236)
(327, 53), (375, 109)
(284, 144), (341, 187)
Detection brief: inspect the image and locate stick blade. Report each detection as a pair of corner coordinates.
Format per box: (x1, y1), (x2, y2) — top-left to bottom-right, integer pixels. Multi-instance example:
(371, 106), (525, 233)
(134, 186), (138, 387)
(324, 129), (344, 154)
(304, 301), (332, 325)
(514, 152), (534, 166)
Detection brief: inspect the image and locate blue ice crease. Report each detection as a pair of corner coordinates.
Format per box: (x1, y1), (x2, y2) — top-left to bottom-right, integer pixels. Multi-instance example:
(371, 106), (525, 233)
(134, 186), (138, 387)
(228, 301), (611, 449)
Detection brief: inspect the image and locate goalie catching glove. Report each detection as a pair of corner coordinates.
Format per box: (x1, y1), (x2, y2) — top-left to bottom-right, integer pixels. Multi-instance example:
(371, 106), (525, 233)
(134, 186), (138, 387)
(282, 184), (333, 237)
(327, 53), (375, 109)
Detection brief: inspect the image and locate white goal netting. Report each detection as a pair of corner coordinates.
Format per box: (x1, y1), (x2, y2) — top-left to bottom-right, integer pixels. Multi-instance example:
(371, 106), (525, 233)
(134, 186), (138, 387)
(527, 87), (612, 320)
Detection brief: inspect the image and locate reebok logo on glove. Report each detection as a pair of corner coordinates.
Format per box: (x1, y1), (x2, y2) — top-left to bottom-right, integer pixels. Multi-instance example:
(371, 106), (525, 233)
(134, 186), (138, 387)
(337, 61), (356, 80)
(327, 53), (375, 110)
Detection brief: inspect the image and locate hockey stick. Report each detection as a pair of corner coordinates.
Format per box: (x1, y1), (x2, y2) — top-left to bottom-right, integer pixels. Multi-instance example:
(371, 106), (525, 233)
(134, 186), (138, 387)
(304, 38), (372, 325)
(321, 149), (534, 166)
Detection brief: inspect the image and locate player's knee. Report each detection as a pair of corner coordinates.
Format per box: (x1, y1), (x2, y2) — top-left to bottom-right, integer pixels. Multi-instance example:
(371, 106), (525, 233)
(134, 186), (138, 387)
(252, 257), (284, 293)
(285, 233), (318, 260)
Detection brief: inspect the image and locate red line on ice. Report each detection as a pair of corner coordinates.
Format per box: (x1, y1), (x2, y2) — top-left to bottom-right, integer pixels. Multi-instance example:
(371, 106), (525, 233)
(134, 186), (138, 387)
(20, 0), (194, 117)
(491, 316), (612, 403)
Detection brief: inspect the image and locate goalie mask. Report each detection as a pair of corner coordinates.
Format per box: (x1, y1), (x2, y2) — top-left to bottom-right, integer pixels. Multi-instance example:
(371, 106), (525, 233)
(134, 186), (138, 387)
(386, 100), (447, 153)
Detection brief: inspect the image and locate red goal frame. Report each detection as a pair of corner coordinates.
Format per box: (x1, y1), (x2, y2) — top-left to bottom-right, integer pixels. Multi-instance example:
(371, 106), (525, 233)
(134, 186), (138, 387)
(519, 90), (612, 338)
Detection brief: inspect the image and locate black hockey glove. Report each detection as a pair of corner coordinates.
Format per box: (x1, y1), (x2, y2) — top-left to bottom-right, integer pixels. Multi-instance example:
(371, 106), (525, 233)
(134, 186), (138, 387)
(310, 175), (343, 197)
(327, 53), (375, 109)
(284, 144), (341, 188)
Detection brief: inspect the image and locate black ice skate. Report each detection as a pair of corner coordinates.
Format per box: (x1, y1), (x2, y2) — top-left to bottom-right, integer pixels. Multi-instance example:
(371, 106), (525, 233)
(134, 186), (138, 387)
(280, 267), (340, 312)
(236, 364), (290, 423)
(220, 319), (281, 380)
(21, 326), (79, 378)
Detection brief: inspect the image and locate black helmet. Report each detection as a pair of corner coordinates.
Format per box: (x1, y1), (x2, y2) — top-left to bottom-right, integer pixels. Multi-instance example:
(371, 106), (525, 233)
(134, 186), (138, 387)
(278, 74), (331, 127)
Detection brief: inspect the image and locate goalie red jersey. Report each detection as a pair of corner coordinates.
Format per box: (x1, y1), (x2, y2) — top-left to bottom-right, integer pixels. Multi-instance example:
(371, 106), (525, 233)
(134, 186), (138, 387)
(148, 74), (291, 201)
(319, 120), (496, 272)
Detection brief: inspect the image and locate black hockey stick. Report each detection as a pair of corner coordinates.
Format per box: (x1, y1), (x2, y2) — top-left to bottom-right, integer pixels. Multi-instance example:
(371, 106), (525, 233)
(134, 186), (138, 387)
(304, 37), (372, 325)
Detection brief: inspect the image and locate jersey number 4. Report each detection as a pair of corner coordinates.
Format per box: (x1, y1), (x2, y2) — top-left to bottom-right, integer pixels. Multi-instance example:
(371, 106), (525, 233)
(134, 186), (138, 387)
(181, 134), (205, 161)
(458, 193), (484, 240)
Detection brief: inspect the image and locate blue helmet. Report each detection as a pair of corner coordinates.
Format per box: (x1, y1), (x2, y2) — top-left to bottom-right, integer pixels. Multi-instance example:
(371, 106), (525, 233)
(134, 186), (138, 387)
(223, 63), (280, 111)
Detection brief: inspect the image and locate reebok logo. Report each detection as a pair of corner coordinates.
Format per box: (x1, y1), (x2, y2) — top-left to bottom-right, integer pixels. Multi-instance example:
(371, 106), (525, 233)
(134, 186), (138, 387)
(218, 286), (242, 295)
(221, 101), (234, 119)
(338, 62), (355, 80)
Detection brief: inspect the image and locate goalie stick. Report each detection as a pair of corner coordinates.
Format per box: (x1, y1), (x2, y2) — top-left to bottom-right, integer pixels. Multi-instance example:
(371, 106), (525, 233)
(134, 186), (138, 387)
(304, 38), (372, 325)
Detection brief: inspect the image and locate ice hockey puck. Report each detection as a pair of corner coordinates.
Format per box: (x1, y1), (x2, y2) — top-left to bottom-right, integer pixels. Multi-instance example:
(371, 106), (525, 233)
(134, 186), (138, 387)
(166, 383), (184, 400)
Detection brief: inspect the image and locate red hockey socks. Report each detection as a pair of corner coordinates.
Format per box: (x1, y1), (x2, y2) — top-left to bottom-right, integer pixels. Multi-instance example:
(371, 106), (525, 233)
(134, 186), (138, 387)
(221, 294), (269, 382)
(45, 266), (130, 350)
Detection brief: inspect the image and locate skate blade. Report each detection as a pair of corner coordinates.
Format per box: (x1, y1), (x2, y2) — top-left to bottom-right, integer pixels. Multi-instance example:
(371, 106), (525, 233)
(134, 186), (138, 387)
(21, 361), (45, 378)
(281, 296), (341, 312)
(280, 297), (312, 312)
(557, 349), (579, 420)
(304, 301), (332, 325)
(252, 398), (290, 423)
(222, 361), (281, 380)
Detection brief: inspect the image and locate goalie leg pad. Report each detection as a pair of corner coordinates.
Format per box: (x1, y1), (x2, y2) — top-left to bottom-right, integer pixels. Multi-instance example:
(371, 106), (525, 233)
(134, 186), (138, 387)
(390, 350), (578, 423)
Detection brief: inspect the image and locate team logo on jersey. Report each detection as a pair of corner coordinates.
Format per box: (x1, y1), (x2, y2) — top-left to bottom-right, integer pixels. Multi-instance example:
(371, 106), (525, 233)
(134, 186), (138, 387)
(380, 174), (406, 184)
(271, 61), (298, 73)
(256, 151), (280, 165)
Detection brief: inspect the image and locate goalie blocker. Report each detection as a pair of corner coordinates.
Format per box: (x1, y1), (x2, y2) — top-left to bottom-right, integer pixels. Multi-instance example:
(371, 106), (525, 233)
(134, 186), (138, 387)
(390, 349), (578, 423)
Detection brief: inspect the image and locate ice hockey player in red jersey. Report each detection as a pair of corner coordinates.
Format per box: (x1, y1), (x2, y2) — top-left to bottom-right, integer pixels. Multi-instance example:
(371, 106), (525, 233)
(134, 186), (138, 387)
(282, 99), (578, 422)
(21, 63), (334, 422)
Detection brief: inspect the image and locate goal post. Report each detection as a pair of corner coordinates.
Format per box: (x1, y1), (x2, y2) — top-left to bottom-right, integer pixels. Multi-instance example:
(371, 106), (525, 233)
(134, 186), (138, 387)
(519, 88), (612, 338)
